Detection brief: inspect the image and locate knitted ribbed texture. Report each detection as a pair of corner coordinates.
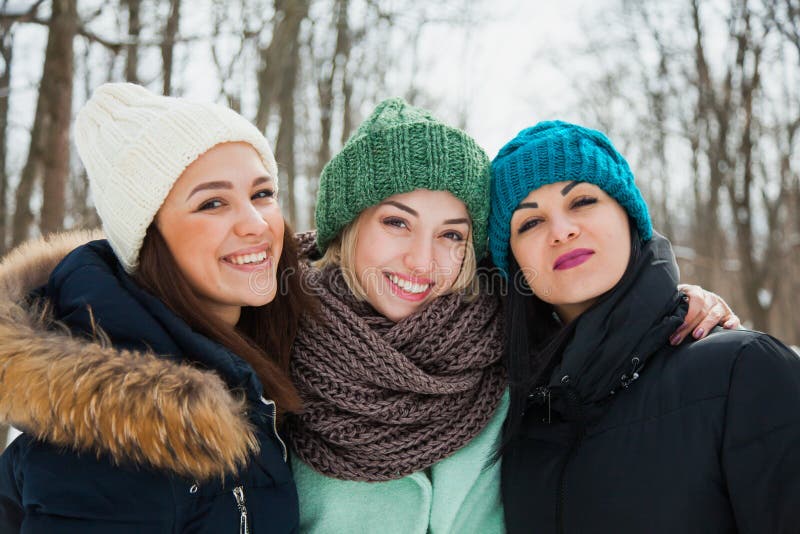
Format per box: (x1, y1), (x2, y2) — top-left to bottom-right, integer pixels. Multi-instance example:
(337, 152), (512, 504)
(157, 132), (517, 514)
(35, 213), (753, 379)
(314, 98), (491, 258)
(286, 266), (506, 481)
(489, 120), (652, 276)
(75, 83), (277, 272)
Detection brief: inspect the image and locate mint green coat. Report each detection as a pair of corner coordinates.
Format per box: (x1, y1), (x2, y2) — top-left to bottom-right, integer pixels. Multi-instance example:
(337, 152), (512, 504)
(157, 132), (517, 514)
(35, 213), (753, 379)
(291, 391), (509, 534)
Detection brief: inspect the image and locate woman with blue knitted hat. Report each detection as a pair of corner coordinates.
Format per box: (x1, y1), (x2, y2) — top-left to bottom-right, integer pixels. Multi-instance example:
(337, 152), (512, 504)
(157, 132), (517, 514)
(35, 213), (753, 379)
(490, 121), (800, 533)
(0, 83), (315, 532)
(284, 100), (736, 533)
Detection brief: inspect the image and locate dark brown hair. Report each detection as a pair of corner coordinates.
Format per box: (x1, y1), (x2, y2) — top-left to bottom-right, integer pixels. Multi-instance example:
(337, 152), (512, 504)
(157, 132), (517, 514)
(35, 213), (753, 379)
(134, 221), (315, 417)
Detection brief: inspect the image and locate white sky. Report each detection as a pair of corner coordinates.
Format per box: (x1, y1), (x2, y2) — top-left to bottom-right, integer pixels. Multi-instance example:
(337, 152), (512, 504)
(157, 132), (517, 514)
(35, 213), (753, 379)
(416, 0), (596, 157)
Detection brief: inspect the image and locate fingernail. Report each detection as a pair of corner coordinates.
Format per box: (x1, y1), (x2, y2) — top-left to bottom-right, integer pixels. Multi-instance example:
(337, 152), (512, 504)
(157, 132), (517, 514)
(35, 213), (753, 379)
(693, 327), (705, 339)
(670, 333), (681, 346)
(724, 320), (735, 329)
(675, 322), (688, 333)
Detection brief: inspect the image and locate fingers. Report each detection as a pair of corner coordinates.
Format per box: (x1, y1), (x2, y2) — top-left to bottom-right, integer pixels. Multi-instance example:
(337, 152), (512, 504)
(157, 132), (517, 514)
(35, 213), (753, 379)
(671, 284), (705, 345)
(705, 289), (741, 330)
(691, 301), (726, 342)
(671, 284), (740, 346)
(722, 314), (741, 329)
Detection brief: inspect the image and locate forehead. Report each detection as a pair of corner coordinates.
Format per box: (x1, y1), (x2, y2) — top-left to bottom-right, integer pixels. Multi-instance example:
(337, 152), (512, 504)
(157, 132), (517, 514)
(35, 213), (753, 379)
(380, 189), (468, 213)
(517, 181), (605, 204)
(183, 143), (269, 178)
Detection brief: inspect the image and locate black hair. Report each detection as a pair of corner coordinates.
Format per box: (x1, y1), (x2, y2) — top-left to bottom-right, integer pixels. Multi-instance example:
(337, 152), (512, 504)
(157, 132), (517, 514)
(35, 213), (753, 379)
(498, 219), (644, 454)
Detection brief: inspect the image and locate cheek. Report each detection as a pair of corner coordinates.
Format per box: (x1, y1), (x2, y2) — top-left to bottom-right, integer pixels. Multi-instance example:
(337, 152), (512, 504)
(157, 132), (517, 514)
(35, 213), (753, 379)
(434, 243), (464, 285)
(161, 216), (223, 272)
(266, 210), (285, 253)
(352, 239), (380, 290)
(510, 238), (540, 275)
(511, 238), (551, 292)
(263, 205), (284, 232)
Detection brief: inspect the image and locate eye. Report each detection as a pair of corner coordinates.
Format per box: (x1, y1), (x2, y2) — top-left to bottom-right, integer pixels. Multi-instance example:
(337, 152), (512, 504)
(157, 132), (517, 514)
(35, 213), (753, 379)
(516, 217), (542, 234)
(198, 198), (225, 211)
(571, 196), (597, 208)
(252, 188), (276, 201)
(442, 230), (464, 242)
(382, 216), (408, 229)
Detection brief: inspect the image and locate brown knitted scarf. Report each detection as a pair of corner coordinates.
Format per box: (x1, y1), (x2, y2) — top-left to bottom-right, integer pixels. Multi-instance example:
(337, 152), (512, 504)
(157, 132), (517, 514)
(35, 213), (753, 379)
(286, 265), (506, 482)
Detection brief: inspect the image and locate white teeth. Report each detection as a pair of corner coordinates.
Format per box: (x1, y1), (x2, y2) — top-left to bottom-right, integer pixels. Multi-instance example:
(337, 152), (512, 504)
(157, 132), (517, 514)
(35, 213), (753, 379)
(228, 251), (268, 265)
(388, 274), (429, 294)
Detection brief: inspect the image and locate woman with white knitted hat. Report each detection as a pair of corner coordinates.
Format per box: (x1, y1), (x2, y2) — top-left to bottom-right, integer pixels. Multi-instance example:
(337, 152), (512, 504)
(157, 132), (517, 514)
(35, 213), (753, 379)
(0, 83), (313, 532)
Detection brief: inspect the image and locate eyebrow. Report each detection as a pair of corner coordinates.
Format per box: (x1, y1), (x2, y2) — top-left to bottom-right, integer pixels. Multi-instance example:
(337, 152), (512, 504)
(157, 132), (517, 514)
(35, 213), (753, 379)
(186, 176), (271, 201)
(380, 200), (418, 217)
(560, 181), (581, 196)
(443, 218), (470, 225)
(514, 202), (539, 211)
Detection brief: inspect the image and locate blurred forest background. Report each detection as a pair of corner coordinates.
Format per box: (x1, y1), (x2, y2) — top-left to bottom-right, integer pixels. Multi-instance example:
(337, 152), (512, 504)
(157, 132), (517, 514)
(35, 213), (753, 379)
(0, 0), (797, 353)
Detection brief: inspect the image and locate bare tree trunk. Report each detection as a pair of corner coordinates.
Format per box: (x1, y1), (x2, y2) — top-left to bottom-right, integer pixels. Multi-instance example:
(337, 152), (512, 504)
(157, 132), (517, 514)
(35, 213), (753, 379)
(124, 0), (141, 83)
(310, 0), (350, 226)
(0, 18), (12, 255)
(281, 0), (309, 227)
(161, 0), (180, 95)
(691, 0), (743, 292)
(12, 0), (76, 245)
(39, 0), (75, 236)
(257, 0), (309, 226)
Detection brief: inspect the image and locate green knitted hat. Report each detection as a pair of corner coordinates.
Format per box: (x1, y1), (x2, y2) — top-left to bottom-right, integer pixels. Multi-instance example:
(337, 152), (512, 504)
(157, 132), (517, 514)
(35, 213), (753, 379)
(314, 98), (490, 258)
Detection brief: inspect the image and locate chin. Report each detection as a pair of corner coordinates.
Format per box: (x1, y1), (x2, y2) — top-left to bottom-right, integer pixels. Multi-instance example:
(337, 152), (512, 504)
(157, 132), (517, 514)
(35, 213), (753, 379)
(375, 300), (417, 322)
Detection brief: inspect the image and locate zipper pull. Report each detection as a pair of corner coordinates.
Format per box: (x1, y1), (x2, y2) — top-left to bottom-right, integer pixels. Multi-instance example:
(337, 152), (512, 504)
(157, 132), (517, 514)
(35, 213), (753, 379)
(261, 396), (288, 461)
(527, 386), (552, 423)
(620, 356), (641, 389)
(546, 388), (552, 424)
(232, 486), (250, 534)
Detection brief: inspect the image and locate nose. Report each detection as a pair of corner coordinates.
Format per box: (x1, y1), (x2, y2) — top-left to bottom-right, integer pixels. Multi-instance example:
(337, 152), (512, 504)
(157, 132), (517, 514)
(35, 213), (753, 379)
(403, 234), (435, 275)
(548, 213), (580, 245)
(233, 203), (269, 237)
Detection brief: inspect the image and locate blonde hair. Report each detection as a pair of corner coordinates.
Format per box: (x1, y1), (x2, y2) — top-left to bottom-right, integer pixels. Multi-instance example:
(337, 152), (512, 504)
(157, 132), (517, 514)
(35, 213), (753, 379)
(315, 213), (480, 301)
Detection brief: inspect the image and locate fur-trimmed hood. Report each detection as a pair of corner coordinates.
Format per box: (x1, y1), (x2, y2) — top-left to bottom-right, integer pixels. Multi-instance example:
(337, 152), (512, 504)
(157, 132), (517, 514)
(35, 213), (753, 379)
(0, 231), (258, 481)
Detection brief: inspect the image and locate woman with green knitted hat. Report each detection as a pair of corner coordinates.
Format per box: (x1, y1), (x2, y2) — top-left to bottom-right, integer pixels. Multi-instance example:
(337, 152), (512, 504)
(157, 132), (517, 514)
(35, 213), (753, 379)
(491, 121), (800, 533)
(286, 97), (508, 533)
(285, 102), (737, 533)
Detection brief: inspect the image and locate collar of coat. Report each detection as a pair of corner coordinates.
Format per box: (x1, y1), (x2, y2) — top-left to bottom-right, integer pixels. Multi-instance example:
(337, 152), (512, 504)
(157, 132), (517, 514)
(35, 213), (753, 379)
(545, 233), (688, 421)
(0, 231), (258, 481)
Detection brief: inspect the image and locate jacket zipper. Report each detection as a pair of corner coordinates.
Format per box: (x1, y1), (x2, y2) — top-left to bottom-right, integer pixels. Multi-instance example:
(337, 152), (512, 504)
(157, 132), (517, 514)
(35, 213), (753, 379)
(232, 486), (250, 534)
(555, 380), (585, 534)
(260, 396), (287, 461)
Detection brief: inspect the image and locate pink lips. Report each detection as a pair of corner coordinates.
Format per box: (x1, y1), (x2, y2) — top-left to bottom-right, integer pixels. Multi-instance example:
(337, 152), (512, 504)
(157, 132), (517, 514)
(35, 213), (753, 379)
(385, 272), (434, 302)
(553, 248), (595, 270)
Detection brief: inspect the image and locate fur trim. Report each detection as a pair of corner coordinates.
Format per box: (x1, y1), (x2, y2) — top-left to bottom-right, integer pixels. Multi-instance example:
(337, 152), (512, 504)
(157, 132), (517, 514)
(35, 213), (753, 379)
(0, 230), (104, 303)
(0, 231), (259, 481)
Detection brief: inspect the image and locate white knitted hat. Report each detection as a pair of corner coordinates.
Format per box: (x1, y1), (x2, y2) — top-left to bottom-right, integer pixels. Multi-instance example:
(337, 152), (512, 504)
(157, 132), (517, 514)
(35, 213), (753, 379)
(75, 82), (278, 273)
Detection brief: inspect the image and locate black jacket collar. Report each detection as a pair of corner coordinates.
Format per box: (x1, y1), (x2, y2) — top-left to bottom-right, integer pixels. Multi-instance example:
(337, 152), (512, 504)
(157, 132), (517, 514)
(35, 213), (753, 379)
(546, 234), (687, 420)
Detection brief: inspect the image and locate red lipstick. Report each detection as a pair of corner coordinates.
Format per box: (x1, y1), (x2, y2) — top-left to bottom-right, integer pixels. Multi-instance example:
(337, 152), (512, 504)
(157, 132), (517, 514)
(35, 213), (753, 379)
(553, 248), (594, 270)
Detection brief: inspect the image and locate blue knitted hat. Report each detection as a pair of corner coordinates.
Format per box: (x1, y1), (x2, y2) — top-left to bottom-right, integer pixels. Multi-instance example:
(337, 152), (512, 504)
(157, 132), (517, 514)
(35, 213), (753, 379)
(489, 120), (652, 277)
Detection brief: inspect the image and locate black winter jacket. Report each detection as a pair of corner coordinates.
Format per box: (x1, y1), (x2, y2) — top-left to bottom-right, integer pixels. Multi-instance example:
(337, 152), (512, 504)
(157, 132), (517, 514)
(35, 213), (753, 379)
(0, 239), (299, 533)
(502, 236), (800, 534)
